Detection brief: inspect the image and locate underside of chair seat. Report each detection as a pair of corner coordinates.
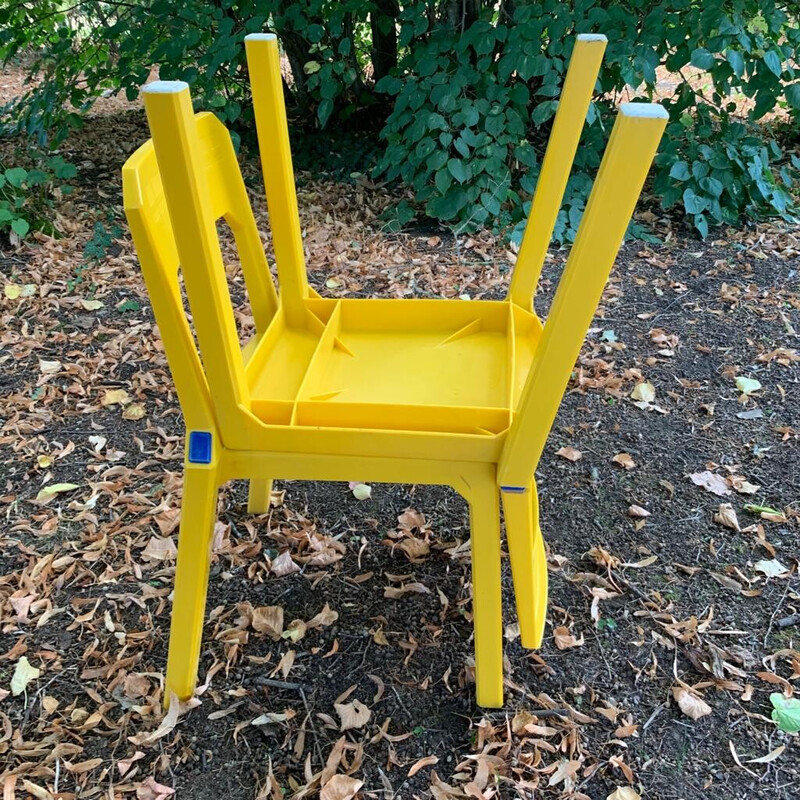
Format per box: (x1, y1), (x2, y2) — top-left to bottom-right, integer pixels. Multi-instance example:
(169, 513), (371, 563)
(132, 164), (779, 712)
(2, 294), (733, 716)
(243, 297), (543, 436)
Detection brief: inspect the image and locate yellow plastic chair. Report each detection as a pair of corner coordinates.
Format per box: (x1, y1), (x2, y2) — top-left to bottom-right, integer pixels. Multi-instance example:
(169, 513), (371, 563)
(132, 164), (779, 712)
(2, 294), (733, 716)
(122, 33), (667, 708)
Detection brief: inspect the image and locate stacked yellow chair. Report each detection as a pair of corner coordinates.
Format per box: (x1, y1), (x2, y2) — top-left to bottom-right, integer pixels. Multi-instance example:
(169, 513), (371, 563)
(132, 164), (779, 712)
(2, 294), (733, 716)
(122, 33), (667, 708)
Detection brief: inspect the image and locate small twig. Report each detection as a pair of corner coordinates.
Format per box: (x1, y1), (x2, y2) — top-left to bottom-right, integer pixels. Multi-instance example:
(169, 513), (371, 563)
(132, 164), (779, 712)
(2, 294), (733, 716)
(532, 709), (570, 719)
(299, 689), (325, 769)
(255, 677), (313, 692)
(777, 613), (800, 629)
(642, 702), (668, 732)
(764, 584), (791, 647)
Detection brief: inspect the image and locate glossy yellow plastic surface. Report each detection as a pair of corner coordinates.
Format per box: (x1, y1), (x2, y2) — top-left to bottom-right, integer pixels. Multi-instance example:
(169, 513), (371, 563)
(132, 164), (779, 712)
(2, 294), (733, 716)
(122, 34), (667, 708)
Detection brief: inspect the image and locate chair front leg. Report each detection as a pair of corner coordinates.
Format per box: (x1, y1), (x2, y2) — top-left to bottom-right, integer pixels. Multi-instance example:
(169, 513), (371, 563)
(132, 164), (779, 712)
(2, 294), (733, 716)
(502, 480), (548, 649)
(165, 462), (220, 704)
(247, 478), (273, 514)
(468, 481), (504, 708)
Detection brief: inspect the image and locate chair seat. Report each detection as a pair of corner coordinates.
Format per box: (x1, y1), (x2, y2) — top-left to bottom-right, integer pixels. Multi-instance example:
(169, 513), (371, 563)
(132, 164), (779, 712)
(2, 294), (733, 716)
(244, 297), (542, 435)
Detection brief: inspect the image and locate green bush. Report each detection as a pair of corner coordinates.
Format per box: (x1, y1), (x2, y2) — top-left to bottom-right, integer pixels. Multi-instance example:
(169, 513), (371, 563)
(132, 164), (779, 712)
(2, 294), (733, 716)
(0, 154), (76, 242)
(1, 0), (798, 240)
(376, 1), (800, 240)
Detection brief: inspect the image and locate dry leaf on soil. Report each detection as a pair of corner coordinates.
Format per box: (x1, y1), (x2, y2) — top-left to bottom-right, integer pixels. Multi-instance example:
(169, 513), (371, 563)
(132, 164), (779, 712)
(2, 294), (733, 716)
(628, 505), (651, 518)
(10, 656), (40, 696)
(252, 605), (284, 639)
(612, 453), (636, 470)
(630, 381), (655, 405)
(607, 789), (641, 800)
(714, 503), (740, 531)
(320, 774), (364, 800)
(730, 475), (760, 494)
(335, 698), (372, 731)
(135, 777), (175, 800)
(128, 693), (181, 746)
(672, 686), (712, 720)
(408, 755), (439, 777)
(555, 446), (583, 462)
(754, 559), (789, 578)
(307, 602), (338, 629)
(689, 470), (731, 497)
(553, 626), (584, 650)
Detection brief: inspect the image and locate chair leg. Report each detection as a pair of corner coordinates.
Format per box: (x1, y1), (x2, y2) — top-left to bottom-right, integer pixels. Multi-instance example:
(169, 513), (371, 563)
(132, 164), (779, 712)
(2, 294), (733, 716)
(468, 482), (503, 708)
(165, 463), (219, 703)
(247, 478), (273, 514)
(502, 480), (548, 649)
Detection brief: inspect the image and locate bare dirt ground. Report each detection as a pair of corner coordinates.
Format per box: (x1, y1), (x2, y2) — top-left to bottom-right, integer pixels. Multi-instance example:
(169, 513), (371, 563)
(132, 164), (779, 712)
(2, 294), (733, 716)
(1, 69), (799, 800)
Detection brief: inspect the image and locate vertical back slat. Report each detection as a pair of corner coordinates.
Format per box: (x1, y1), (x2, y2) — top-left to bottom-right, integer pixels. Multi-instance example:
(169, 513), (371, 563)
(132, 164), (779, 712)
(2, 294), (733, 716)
(499, 103), (668, 488)
(507, 34), (607, 311)
(123, 154), (216, 433)
(245, 33), (309, 326)
(142, 81), (251, 436)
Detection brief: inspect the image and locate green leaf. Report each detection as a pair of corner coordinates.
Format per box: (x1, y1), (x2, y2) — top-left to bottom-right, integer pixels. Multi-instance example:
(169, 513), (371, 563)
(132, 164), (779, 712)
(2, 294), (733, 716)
(690, 48), (715, 70)
(694, 213), (708, 239)
(5, 168), (27, 188)
(785, 83), (800, 110)
(531, 100), (558, 126)
(10, 218), (30, 237)
(770, 693), (800, 733)
(317, 98), (334, 128)
(699, 177), (724, 198)
(763, 50), (782, 77)
(447, 158), (471, 184)
(669, 161), (691, 181)
(726, 49), (745, 79)
(434, 167), (451, 194)
(375, 75), (402, 95)
(683, 188), (707, 214)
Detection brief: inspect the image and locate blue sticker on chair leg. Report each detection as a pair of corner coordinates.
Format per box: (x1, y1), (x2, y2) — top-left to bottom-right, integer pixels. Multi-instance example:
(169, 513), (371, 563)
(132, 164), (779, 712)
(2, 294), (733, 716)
(500, 486), (527, 494)
(188, 431), (212, 464)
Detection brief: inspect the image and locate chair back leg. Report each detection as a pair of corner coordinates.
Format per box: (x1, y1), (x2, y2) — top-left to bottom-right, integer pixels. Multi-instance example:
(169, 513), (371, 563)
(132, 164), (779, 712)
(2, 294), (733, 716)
(508, 34), (607, 311)
(245, 34), (310, 326)
(499, 103), (668, 489)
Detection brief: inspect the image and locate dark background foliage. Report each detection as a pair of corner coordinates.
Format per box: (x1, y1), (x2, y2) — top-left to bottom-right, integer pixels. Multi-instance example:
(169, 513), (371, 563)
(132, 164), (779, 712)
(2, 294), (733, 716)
(1, 0), (799, 242)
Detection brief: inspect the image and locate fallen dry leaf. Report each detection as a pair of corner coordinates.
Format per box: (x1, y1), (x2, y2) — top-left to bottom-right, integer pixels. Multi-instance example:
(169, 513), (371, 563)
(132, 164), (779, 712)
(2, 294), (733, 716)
(307, 602), (338, 629)
(628, 505), (651, 518)
(555, 446), (583, 462)
(135, 777), (175, 800)
(607, 788), (641, 800)
(10, 656), (40, 696)
(128, 694), (181, 746)
(141, 535), (177, 562)
(553, 626), (584, 650)
(252, 605), (284, 639)
(746, 744), (785, 764)
(612, 453), (636, 470)
(729, 475), (760, 495)
(320, 774), (363, 800)
(754, 559), (789, 578)
(335, 698), (372, 731)
(672, 686), (712, 720)
(689, 470), (731, 497)
(101, 388), (131, 406)
(35, 482), (79, 502)
(408, 755), (439, 777)
(714, 503), (740, 531)
(630, 381), (655, 405)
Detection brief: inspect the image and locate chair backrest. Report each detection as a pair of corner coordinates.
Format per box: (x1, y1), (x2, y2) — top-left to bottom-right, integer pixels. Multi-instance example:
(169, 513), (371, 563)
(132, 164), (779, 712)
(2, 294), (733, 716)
(123, 86), (278, 440)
